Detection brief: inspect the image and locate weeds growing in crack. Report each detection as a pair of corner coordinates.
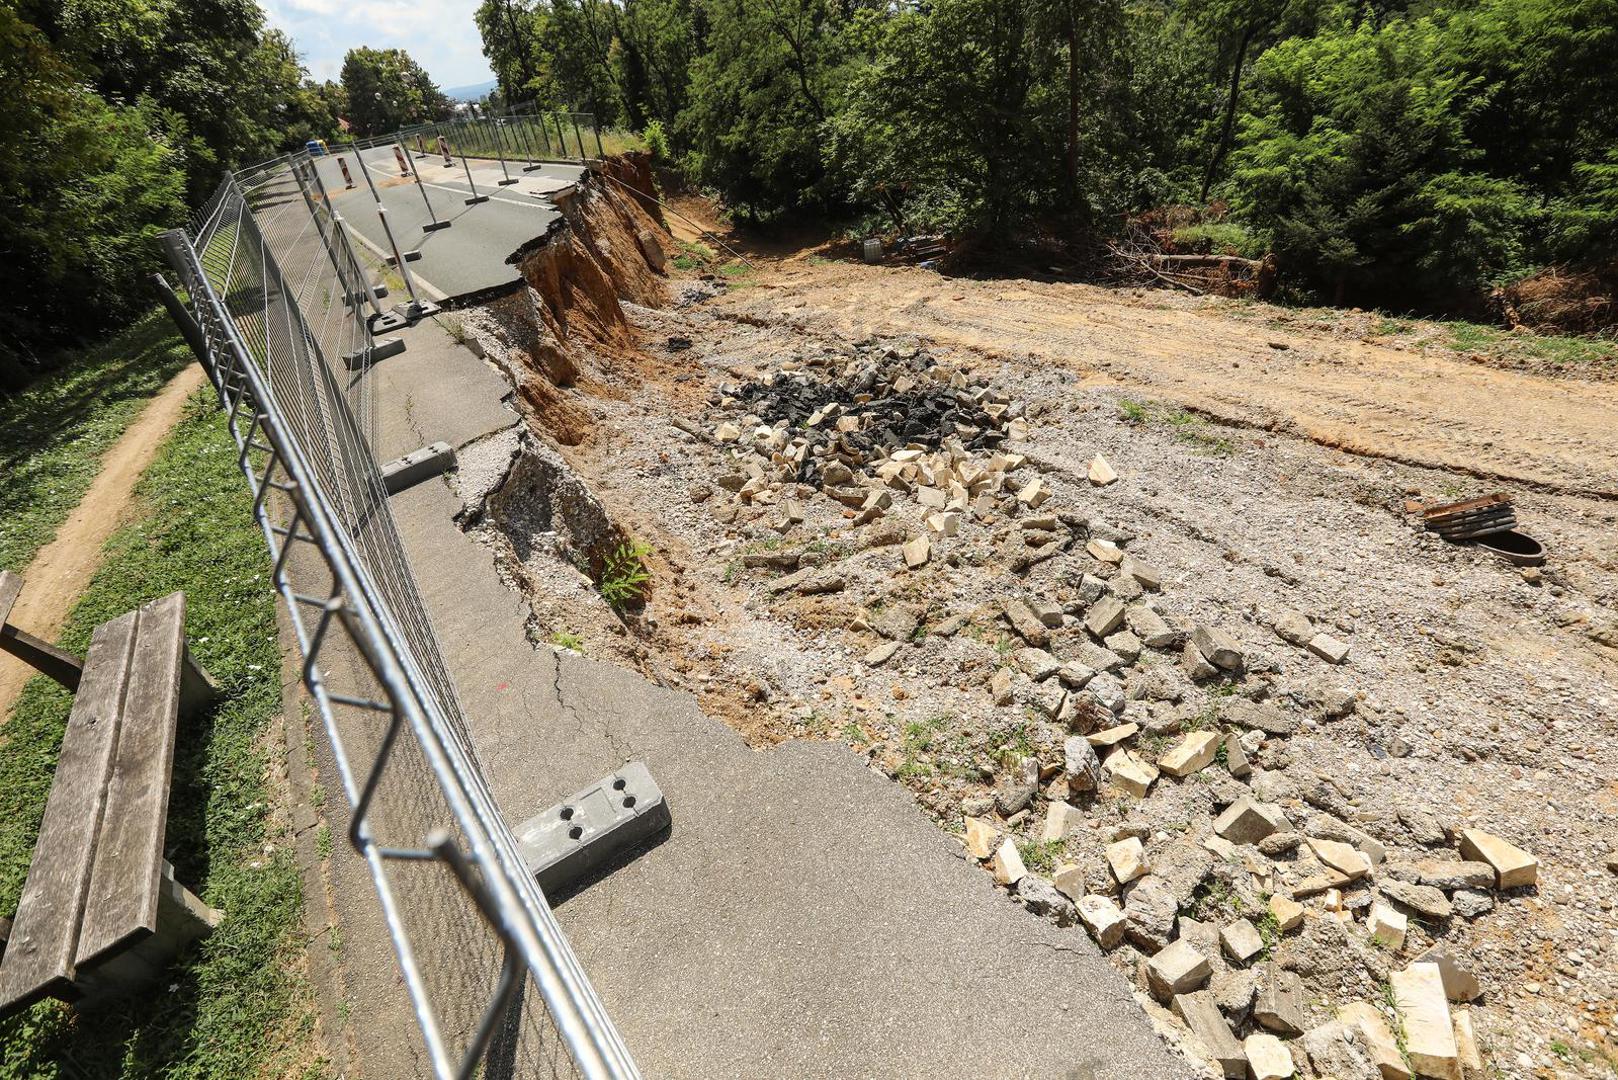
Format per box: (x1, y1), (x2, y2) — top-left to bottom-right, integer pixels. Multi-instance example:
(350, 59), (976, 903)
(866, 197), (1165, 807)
(601, 539), (654, 609)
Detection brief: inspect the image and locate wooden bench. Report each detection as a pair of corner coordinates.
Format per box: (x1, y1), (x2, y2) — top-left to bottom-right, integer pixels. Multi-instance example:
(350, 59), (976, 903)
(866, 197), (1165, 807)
(0, 570), (222, 1016)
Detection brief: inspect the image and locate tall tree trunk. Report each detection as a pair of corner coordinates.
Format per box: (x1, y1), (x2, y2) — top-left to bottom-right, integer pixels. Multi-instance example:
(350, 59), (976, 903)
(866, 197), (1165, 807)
(1200, 22), (1255, 204)
(501, 0), (537, 96)
(1066, 8), (1079, 194)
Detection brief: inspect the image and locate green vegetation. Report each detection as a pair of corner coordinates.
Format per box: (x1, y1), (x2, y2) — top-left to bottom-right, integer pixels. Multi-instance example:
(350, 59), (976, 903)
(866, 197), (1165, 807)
(477, 0), (1617, 317)
(1185, 877), (1247, 921)
(548, 629), (586, 651)
(339, 47), (450, 136)
(0, 387), (323, 1077)
(1114, 398), (1238, 457)
(1443, 321), (1618, 369)
(672, 240), (719, 270)
(1, 0), (349, 385)
(0, 311), (192, 571)
(600, 539), (655, 609)
(1016, 838), (1067, 874)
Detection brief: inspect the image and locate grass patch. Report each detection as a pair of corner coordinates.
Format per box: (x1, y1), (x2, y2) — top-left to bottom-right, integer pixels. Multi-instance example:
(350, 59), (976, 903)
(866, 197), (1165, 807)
(0, 309), (192, 572)
(672, 240), (717, 271)
(1114, 397), (1237, 457)
(0, 387), (325, 1078)
(1016, 838), (1066, 875)
(1444, 319), (1618, 369)
(548, 630), (585, 652)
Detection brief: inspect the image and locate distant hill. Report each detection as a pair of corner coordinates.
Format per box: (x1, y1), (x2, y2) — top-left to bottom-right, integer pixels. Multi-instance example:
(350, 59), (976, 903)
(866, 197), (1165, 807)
(443, 78), (497, 102)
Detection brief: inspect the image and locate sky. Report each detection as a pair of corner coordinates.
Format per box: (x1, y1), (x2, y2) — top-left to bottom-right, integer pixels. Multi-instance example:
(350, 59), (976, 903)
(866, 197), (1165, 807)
(262, 0), (495, 91)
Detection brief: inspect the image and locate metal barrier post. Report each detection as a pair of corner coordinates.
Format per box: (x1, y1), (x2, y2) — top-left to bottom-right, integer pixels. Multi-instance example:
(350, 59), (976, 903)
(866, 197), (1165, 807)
(554, 114), (570, 161)
(492, 119), (519, 186)
(453, 123), (491, 206)
(290, 158), (363, 307)
(593, 118), (605, 159)
(398, 136), (451, 232)
(518, 114), (544, 172)
(351, 144), (437, 318)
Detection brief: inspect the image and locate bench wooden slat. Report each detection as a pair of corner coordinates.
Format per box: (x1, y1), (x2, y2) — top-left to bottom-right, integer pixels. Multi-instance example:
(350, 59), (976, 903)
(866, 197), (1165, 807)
(0, 571), (20, 627)
(76, 594), (187, 970)
(0, 611), (138, 1011)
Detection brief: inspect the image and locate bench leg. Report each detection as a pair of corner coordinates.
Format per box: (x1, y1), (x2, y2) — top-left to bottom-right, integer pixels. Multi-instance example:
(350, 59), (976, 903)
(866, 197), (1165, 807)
(75, 863), (223, 1007)
(179, 650), (219, 716)
(0, 624), (84, 691)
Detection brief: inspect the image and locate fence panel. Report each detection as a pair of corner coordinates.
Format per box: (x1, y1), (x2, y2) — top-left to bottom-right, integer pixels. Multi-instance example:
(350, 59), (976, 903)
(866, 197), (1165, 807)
(162, 117), (635, 1078)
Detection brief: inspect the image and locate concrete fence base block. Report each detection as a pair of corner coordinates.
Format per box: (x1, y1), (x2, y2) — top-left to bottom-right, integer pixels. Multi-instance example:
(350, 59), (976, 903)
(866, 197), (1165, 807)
(368, 310), (410, 335)
(394, 299), (441, 322)
(497, 179), (520, 186)
(343, 336), (408, 372)
(381, 441), (456, 494)
(422, 221), (452, 233)
(464, 195), (491, 206)
(522, 164), (546, 173)
(385, 250), (423, 265)
(515, 761), (671, 899)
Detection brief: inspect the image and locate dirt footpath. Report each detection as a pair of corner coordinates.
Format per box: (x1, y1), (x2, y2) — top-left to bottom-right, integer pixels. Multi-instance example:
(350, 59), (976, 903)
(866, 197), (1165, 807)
(0, 365), (208, 718)
(727, 259), (1618, 498)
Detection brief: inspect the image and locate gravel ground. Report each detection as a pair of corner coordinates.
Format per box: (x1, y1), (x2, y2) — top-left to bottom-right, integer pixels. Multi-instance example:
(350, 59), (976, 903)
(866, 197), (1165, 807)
(457, 260), (1618, 1080)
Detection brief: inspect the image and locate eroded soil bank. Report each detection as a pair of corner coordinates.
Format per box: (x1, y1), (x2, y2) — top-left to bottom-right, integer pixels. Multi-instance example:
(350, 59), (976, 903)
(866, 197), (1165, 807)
(447, 163), (1618, 1080)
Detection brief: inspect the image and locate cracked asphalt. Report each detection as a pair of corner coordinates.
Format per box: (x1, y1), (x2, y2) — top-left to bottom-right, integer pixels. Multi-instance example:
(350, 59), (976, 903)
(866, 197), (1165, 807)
(341, 315), (1192, 1077)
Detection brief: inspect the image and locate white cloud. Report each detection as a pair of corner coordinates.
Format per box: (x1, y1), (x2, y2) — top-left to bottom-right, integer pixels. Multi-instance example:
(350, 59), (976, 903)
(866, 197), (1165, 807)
(262, 0), (494, 88)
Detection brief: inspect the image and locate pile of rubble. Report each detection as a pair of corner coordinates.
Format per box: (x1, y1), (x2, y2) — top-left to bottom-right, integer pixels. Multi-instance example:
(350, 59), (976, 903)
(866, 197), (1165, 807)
(955, 535), (1535, 1079)
(710, 342), (1025, 487)
(690, 336), (1545, 1080)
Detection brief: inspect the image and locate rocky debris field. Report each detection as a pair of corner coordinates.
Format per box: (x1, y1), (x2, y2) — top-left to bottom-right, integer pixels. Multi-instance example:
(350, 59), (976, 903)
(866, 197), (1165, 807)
(455, 251), (1618, 1080)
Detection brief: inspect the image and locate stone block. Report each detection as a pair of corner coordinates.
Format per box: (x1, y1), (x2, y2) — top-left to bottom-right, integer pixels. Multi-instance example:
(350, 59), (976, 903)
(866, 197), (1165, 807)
(1085, 595), (1127, 638)
(1159, 730), (1221, 778)
(1105, 749), (1159, 798)
(1078, 894), (1126, 948)
(1107, 837), (1149, 884)
(1367, 901), (1407, 950)
(1221, 918), (1265, 965)
(1457, 828), (1537, 889)
(1147, 938), (1212, 1001)
(991, 838), (1027, 886)
(1390, 963), (1460, 1080)
(1255, 968), (1306, 1036)
(1173, 990), (1246, 1078)
(963, 816), (998, 860)
(1243, 1033), (1295, 1080)
(1308, 837), (1373, 880)
(1338, 1001), (1412, 1080)
(1269, 893), (1304, 932)
(1215, 797), (1290, 845)
(1192, 624), (1245, 671)
(1308, 632), (1351, 664)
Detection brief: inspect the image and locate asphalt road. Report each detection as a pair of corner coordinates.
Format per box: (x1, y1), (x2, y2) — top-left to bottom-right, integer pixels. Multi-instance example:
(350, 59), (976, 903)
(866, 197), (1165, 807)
(308, 144), (585, 300)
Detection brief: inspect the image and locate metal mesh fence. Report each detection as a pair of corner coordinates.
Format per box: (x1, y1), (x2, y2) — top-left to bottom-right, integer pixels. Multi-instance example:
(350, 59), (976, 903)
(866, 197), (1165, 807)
(162, 110), (637, 1080)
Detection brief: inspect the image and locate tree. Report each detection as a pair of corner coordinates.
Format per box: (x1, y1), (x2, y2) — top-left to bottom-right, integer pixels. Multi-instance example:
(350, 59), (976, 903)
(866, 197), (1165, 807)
(1187, 0), (1319, 202)
(340, 47), (451, 135)
(477, 0), (547, 102)
(678, 0), (855, 217)
(1228, 16), (1531, 305)
(0, 4), (184, 384)
(829, 0), (1059, 233)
